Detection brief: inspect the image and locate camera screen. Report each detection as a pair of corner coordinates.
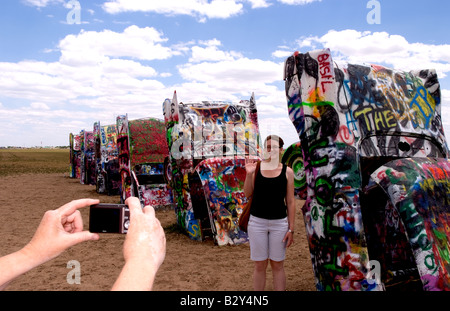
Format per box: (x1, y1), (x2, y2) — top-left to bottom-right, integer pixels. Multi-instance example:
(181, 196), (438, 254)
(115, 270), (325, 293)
(89, 207), (121, 233)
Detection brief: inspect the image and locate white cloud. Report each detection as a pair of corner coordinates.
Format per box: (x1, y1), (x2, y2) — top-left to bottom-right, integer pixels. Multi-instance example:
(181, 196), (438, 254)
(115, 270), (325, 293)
(101, 0), (323, 22)
(277, 0), (321, 4)
(0, 61), (80, 102)
(22, 0), (64, 8)
(258, 116), (299, 146)
(178, 57), (283, 95)
(0, 26), (180, 105)
(272, 49), (293, 59)
(442, 89), (450, 101)
(58, 25), (175, 66)
(30, 102), (50, 110)
(189, 39), (243, 62)
(0, 25), (181, 146)
(198, 38), (221, 46)
(247, 0), (272, 9)
(300, 29), (450, 79)
(173, 47), (291, 145)
(102, 0), (244, 21)
(439, 89), (450, 140)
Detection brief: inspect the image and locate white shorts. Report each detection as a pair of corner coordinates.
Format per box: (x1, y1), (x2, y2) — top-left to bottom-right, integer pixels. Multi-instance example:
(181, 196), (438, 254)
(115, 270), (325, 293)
(247, 215), (289, 262)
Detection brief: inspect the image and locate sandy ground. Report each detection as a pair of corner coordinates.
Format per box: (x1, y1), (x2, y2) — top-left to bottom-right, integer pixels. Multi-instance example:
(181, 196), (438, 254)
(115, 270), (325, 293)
(0, 173), (316, 291)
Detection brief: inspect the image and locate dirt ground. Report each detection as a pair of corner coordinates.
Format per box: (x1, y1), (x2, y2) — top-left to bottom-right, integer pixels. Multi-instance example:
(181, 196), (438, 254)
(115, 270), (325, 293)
(0, 172), (316, 291)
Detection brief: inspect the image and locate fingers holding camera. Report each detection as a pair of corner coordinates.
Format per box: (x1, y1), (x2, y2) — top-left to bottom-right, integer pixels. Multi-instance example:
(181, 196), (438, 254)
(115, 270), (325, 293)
(142, 204), (156, 217)
(58, 199), (100, 243)
(113, 197), (166, 290)
(125, 196), (142, 215)
(1, 197), (167, 291)
(142, 204), (166, 267)
(23, 199), (100, 267)
(124, 197), (166, 264)
(59, 198), (99, 219)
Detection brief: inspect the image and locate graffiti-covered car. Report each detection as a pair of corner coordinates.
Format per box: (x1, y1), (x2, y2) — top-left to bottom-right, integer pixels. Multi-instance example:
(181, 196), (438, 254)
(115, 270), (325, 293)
(163, 91), (261, 245)
(93, 122), (121, 196)
(283, 48), (450, 291)
(69, 132), (82, 179)
(73, 129), (96, 186)
(116, 115), (173, 208)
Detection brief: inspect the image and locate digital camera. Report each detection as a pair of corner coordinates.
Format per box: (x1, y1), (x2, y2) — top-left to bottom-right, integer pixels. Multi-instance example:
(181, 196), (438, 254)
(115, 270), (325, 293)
(89, 203), (130, 234)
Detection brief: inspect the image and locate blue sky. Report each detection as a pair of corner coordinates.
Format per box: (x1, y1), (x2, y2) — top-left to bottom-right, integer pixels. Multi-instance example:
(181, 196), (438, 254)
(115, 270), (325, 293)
(0, 0), (449, 147)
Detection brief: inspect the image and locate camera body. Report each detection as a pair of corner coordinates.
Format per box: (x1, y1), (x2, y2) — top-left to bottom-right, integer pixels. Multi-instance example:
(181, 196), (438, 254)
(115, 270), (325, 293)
(89, 203), (130, 234)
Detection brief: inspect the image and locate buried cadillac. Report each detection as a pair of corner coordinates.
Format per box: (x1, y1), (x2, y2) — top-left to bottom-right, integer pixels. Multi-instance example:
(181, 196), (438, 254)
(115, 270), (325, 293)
(282, 48), (450, 291)
(163, 91), (261, 246)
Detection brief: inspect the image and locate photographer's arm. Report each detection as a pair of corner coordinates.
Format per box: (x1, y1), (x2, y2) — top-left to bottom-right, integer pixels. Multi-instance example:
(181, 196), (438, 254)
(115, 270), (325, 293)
(0, 199), (100, 290)
(112, 197), (166, 291)
(0, 247), (40, 290)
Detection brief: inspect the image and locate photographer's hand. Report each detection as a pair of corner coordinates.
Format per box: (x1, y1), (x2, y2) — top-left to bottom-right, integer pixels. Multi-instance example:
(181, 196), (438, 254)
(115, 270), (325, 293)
(0, 199), (100, 290)
(112, 197), (166, 291)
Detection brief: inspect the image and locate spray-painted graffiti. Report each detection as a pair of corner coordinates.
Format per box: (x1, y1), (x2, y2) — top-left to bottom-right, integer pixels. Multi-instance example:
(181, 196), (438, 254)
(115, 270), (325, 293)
(135, 163), (173, 207)
(368, 158), (450, 290)
(284, 48), (448, 291)
(196, 158), (249, 246)
(116, 115), (133, 202)
(80, 130), (96, 186)
(69, 133), (79, 178)
(78, 130), (86, 183)
(281, 141), (306, 199)
(139, 184), (173, 207)
(69, 132), (83, 179)
(70, 116), (171, 208)
(94, 122), (120, 195)
(163, 91), (261, 245)
(129, 118), (169, 164)
(69, 133), (74, 178)
(116, 115), (172, 208)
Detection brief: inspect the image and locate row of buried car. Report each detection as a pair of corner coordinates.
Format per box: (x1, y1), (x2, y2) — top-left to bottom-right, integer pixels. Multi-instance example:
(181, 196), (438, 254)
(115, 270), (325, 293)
(69, 92), (262, 247)
(69, 115), (172, 208)
(70, 48), (450, 291)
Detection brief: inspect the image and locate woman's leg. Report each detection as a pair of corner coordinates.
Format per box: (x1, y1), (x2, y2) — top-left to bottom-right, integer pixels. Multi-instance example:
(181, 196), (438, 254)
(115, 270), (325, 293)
(253, 259), (268, 291)
(267, 217), (288, 291)
(270, 260), (286, 291)
(248, 215), (270, 291)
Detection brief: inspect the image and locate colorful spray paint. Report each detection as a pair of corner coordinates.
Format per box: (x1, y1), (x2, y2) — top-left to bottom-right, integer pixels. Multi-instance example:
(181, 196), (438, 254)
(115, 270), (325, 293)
(69, 132), (82, 179)
(368, 158), (450, 290)
(163, 91), (261, 245)
(116, 115), (133, 202)
(284, 48), (448, 291)
(79, 130), (96, 186)
(116, 114), (172, 208)
(94, 122), (120, 195)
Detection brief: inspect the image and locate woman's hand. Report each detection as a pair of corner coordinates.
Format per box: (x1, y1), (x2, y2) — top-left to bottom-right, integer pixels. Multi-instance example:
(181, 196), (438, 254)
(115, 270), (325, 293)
(283, 231), (294, 248)
(245, 156), (258, 175)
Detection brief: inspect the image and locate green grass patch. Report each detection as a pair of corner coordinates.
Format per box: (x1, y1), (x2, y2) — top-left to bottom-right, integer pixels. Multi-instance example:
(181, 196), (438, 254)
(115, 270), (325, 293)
(0, 149), (70, 176)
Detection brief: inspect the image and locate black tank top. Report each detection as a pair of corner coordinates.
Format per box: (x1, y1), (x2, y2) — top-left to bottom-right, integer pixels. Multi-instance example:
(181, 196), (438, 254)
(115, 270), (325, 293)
(250, 163), (287, 220)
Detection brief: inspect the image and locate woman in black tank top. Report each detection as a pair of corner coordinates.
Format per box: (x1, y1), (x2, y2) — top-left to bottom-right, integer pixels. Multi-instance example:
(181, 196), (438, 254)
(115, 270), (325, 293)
(243, 135), (296, 291)
(250, 163), (288, 219)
